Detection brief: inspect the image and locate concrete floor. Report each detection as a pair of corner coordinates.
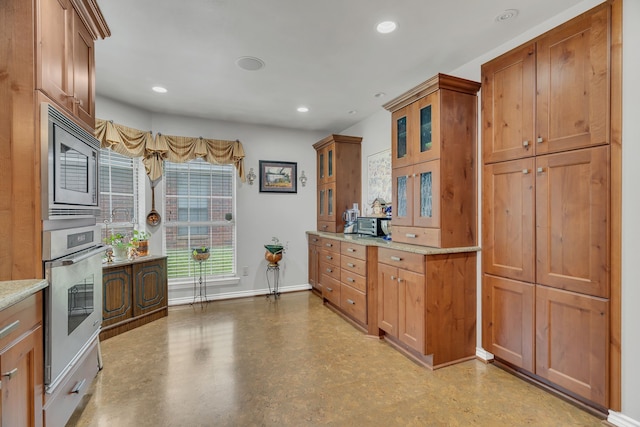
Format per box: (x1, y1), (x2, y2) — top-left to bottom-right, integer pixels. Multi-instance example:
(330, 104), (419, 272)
(68, 291), (605, 426)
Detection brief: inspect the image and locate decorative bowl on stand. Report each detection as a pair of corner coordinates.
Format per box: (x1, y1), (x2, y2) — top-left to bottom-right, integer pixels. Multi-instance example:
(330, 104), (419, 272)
(264, 245), (283, 266)
(192, 248), (210, 262)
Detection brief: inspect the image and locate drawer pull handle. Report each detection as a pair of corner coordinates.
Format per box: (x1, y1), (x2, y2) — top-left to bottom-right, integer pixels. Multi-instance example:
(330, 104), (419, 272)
(537, 136), (544, 143)
(325, 243), (333, 247)
(397, 277), (403, 283)
(347, 263), (355, 268)
(2, 368), (18, 380)
(390, 275), (396, 280)
(326, 268), (333, 273)
(71, 379), (86, 394)
(347, 248), (356, 252)
(390, 256), (402, 262)
(405, 233), (417, 238)
(347, 278), (355, 283)
(326, 287), (333, 292)
(537, 167), (545, 173)
(522, 169), (529, 174)
(346, 299), (355, 305)
(522, 140), (529, 147)
(326, 256), (333, 260)
(0, 320), (19, 340)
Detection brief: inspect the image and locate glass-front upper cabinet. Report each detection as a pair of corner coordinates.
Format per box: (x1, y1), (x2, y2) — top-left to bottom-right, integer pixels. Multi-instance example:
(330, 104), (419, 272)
(318, 144), (335, 184)
(392, 106), (413, 168)
(391, 165), (413, 227)
(413, 92), (440, 164)
(413, 160), (440, 228)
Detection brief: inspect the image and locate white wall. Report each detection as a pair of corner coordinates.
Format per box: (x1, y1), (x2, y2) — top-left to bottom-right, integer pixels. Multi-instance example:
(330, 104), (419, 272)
(96, 97), (325, 301)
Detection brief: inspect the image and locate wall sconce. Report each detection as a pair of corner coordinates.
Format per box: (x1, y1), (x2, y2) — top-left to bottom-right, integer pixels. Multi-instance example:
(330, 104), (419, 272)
(299, 170), (307, 187)
(246, 168), (256, 185)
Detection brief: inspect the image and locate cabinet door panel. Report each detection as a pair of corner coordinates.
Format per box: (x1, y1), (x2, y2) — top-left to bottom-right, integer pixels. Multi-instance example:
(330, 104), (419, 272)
(412, 160), (440, 228)
(536, 285), (608, 406)
(377, 263), (398, 337)
(392, 166), (413, 226)
(102, 267), (132, 327)
(398, 269), (425, 353)
(391, 106), (413, 168)
(481, 43), (536, 163)
(412, 92), (440, 163)
(536, 6), (609, 154)
(71, 9), (94, 128)
(38, 0), (72, 107)
(482, 159), (535, 282)
(132, 260), (166, 316)
(536, 147), (609, 297)
(482, 274), (534, 371)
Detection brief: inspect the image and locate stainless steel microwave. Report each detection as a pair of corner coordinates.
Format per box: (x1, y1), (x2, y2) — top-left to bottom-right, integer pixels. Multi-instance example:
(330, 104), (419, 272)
(41, 103), (100, 220)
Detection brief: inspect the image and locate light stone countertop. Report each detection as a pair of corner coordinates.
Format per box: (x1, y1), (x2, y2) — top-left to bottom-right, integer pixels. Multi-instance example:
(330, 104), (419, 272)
(307, 231), (481, 255)
(103, 254), (167, 269)
(0, 279), (48, 311)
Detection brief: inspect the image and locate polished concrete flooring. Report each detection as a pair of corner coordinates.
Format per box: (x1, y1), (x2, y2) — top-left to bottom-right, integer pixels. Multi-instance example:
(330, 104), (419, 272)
(68, 291), (606, 426)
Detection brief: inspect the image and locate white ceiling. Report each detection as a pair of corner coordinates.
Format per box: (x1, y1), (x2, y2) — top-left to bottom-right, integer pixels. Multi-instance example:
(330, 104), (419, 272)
(95, 0), (585, 134)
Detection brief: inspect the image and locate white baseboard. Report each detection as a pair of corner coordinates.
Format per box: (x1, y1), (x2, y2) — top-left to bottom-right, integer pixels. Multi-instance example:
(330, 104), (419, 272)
(168, 283), (312, 306)
(475, 347), (495, 362)
(608, 411), (640, 427)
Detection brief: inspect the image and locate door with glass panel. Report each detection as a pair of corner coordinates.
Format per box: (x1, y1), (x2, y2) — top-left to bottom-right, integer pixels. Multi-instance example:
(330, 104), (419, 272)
(392, 165), (413, 226)
(412, 92), (440, 164)
(412, 160), (440, 228)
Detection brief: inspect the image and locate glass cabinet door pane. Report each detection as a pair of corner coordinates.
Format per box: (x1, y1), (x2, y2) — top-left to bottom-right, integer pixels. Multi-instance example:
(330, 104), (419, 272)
(419, 171), (433, 218)
(319, 189), (325, 215)
(328, 149), (333, 179)
(319, 153), (325, 180)
(397, 175), (408, 217)
(420, 104), (432, 153)
(397, 116), (407, 159)
(328, 188), (334, 216)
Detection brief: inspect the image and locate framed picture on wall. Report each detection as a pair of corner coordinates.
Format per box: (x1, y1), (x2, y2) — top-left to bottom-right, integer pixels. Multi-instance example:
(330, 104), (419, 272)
(259, 160), (297, 193)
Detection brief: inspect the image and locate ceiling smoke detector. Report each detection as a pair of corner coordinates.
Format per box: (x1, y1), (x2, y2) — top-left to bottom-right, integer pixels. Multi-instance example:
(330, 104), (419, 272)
(235, 56), (265, 71)
(495, 9), (519, 23)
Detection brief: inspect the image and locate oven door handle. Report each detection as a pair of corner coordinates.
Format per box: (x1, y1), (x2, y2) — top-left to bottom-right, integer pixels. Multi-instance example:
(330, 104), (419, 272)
(48, 245), (106, 268)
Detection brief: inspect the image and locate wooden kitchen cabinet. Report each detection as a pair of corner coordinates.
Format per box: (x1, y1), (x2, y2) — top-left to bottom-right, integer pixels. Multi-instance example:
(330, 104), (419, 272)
(384, 74), (480, 248)
(37, 0), (100, 130)
(313, 135), (362, 233)
(377, 247), (476, 367)
(308, 235), (321, 293)
(480, 2), (615, 408)
(0, 292), (44, 427)
(101, 256), (168, 340)
(536, 285), (608, 407)
(482, 4), (609, 163)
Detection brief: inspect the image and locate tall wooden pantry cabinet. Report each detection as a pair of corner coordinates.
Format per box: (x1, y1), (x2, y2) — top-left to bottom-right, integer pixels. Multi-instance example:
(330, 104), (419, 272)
(481, 1), (621, 410)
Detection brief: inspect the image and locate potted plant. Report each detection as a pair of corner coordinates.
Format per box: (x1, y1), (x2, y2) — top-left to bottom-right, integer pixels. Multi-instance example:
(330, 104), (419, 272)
(104, 232), (130, 260)
(264, 237), (284, 266)
(192, 246), (210, 261)
(131, 229), (151, 256)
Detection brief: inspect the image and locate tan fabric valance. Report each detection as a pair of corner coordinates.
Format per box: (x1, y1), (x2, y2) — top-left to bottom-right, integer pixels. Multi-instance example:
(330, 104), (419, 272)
(94, 119), (246, 183)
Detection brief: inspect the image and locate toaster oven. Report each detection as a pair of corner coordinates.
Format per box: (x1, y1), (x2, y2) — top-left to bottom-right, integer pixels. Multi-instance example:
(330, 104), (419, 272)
(357, 217), (389, 237)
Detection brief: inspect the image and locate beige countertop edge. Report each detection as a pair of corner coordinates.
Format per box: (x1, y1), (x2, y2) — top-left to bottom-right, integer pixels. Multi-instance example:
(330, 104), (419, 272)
(306, 231), (481, 255)
(103, 254), (167, 269)
(0, 279), (48, 311)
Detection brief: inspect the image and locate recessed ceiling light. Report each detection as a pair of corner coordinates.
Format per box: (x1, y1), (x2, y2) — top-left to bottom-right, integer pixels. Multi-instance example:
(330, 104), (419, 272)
(495, 9), (519, 22)
(376, 21), (397, 34)
(152, 86), (167, 93)
(297, 106), (309, 113)
(374, 92), (386, 98)
(235, 56), (265, 71)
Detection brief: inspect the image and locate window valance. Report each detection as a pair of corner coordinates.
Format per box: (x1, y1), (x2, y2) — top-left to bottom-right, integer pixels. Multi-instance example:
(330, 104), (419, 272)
(94, 119), (246, 183)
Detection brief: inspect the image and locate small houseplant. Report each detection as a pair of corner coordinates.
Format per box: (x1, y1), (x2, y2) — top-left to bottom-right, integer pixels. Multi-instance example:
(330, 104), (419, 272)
(192, 246), (210, 261)
(131, 229), (150, 256)
(104, 232), (130, 260)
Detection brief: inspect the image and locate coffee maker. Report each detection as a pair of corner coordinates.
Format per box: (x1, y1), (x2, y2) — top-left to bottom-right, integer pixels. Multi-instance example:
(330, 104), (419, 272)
(343, 203), (359, 234)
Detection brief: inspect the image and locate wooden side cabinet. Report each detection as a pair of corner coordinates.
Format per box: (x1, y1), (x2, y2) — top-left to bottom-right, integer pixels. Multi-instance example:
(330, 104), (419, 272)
(101, 256), (168, 340)
(0, 292), (44, 427)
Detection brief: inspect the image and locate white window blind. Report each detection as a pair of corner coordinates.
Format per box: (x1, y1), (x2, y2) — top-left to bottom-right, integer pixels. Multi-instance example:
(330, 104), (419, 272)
(99, 148), (139, 240)
(164, 159), (236, 281)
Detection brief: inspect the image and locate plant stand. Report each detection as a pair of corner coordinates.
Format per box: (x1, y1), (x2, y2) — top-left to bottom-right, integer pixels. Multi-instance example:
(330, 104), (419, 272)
(191, 259), (209, 307)
(265, 264), (280, 299)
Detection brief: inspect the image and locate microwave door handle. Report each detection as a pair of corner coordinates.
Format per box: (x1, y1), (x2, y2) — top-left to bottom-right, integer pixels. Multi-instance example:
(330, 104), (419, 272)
(48, 245), (106, 268)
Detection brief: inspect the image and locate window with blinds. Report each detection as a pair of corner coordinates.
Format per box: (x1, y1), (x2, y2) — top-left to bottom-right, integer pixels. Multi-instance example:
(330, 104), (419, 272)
(99, 148), (139, 240)
(164, 159), (236, 281)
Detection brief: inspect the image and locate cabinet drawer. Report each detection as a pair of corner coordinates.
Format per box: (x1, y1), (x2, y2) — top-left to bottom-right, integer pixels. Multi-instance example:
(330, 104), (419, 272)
(0, 292), (42, 351)
(341, 269), (367, 293)
(308, 234), (321, 246)
(340, 256), (367, 277)
(340, 242), (367, 260)
(341, 285), (366, 324)
(391, 225), (441, 248)
(44, 337), (100, 427)
(319, 248), (340, 266)
(322, 276), (341, 306)
(318, 221), (337, 233)
(319, 237), (340, 252)
(378, 248), (425, 274)
(319, 260), (341, 281)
